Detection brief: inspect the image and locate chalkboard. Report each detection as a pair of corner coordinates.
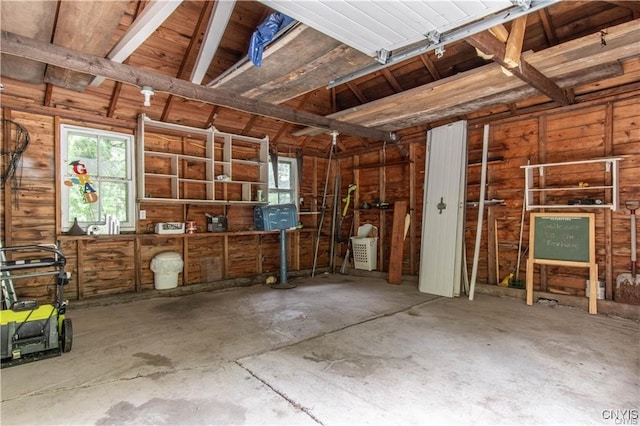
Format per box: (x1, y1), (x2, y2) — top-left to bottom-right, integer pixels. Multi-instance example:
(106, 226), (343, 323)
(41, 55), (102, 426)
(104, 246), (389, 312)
(531, 214), (592, 263)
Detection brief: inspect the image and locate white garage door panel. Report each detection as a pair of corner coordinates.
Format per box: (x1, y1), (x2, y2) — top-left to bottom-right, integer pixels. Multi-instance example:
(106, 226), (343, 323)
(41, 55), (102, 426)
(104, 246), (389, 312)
(419, 121), (467, 297)
(260, 0), (513, 56)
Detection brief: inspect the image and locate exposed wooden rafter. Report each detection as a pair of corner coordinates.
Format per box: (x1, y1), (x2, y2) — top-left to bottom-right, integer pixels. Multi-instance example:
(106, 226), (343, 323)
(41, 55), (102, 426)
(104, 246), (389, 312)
(91, 0), (183, 87)
(190, 0), (235, 84)
(504, 16), (528, 68)
(44, 1), (129, 91)
(605, 1), (640, 13)
(467, 30), (571, 106)
(0, 31), (396, 142)
(161, 0), (214, 122)
(381, 68), (403, 93)
(418, 53), (441, 80)
(537, 8), (558, 46)
(347, 81), (368, 104)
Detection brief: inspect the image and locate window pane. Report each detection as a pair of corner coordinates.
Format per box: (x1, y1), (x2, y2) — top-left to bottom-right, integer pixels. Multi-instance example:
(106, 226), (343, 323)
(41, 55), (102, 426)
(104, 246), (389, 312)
(67, 133), (98, 177)
(61, 125), (135, 232)
(279, 193), (292, 204)
(99, 137), (127, 179)
(68, 182), (101, 223)
(101, 181), (129, 223)
(278, 162), (291, 189)
(268, 164), (276, 187)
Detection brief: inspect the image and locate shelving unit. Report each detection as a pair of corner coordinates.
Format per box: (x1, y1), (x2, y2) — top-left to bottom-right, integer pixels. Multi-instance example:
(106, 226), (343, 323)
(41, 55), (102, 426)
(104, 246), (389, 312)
(521, 157), (622, 211)
(137, 114), (269, 204)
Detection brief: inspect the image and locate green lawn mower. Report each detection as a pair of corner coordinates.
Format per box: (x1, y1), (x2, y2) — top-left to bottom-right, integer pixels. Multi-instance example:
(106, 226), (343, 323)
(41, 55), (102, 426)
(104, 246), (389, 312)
(1, 245), (72, 367)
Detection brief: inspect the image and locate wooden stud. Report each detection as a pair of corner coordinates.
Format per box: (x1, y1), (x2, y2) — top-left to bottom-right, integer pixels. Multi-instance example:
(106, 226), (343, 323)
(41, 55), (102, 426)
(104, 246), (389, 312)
(504, 16), (528, 68)
(488, 208), (497, 285)
(604, 102), (614, 299)
(489, 24), (510, 43)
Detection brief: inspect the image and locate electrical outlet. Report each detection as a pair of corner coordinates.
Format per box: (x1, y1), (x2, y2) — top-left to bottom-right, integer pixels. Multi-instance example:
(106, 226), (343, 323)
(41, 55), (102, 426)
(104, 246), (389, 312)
(139, 210), (146, 220)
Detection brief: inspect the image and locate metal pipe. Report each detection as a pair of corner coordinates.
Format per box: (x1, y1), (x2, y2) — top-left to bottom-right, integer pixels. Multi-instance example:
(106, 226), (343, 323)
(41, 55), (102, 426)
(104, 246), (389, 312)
(280, 228), (287, 283)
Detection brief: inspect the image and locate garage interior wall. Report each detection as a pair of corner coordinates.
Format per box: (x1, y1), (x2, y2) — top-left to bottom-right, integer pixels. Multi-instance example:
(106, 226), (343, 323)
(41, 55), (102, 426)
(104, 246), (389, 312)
(1, 88), (638, 310)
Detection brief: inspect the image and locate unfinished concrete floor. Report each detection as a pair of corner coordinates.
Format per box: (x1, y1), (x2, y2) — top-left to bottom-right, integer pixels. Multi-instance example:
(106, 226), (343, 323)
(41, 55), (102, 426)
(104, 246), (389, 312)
(1, 274), (638, 425)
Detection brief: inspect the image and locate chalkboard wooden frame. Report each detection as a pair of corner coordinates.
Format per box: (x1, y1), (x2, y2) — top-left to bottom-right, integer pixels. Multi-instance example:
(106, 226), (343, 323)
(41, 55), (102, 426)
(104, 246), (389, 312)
(526, 212), (598, 314)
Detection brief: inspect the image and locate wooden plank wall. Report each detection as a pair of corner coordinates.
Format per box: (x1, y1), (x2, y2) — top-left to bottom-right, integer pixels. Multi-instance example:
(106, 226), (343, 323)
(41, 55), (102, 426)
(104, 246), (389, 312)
(1, 91), (638, 307)
(465, 93), (640, 304)
(0, 108), (332, 303)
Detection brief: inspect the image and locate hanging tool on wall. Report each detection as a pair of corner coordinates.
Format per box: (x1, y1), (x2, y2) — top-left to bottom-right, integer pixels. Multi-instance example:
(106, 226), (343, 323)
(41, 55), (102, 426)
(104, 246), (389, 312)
(339, 184), (357, 274)
(336, 183), (356, 242)
(616, 200), (640, 291)
(329, 174), (341, 272)
(1, 119), (30, 209)
(312, 132), (337, 276)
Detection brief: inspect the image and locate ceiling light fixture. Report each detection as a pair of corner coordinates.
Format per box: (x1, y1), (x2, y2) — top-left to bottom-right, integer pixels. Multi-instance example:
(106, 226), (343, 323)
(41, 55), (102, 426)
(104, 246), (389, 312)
(140, 86), (155, 107)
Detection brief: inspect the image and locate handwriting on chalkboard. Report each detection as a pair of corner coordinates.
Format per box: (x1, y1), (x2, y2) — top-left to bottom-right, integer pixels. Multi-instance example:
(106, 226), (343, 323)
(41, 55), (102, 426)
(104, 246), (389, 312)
(533, 215), (590, 263)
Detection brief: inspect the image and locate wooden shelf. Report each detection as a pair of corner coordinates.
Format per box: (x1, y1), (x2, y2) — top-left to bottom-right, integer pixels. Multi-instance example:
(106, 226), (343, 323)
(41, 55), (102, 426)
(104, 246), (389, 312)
(137, 114), (269, 204)
(352, 159), (413, 170)
(521, 157), (622, 211)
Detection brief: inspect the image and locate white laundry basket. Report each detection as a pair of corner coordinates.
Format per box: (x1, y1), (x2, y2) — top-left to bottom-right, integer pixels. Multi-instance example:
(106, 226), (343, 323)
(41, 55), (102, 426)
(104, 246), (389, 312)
(350, 236), (378, 271)
(150, 252), (184, 289)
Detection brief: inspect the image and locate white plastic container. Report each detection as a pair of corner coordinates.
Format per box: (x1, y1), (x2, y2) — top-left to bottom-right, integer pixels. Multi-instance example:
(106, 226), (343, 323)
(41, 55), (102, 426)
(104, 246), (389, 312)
(150, 252), (184, 289)
(350, 237), (378, 271)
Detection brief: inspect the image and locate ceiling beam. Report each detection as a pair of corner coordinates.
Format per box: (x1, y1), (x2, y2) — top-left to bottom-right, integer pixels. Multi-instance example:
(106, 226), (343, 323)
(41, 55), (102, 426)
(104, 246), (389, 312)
(91, 0), (183, 87)
(504, 16), (528, 68)
(346, 81), (368, 104)
(537, 8), (558, 46)
(605, 1), (640, 13)
(418, 54), (441, 80)
(467, 30), (571, 106)
(381, 68), (403, 93)
(162, 0), (213, 122)
(44, 0), (129, 91)
(1, 31), (396, 143)
(190, 0), (236, 84)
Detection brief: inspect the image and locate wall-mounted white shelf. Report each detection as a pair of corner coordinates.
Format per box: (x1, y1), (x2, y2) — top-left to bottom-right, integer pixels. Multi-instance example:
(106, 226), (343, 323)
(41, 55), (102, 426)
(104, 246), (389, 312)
(137, 114), (269, 204)
(521, 157), (622, 211)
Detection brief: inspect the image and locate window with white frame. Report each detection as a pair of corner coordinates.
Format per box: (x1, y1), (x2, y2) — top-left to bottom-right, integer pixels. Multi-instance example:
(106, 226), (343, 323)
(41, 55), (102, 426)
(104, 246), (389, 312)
(268, 156), (298, 205)
(59, 125), (135, 232)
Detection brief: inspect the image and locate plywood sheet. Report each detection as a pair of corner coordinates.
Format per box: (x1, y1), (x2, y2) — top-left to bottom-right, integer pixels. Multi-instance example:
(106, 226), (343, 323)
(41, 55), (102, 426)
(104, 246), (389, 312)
(210, 24), (373, 104)
(0, 1), (57, 83)
(44, 0), (129, 91)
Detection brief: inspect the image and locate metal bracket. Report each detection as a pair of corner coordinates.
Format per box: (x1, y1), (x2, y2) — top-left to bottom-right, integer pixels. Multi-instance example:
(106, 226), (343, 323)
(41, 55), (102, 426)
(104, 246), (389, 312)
(425, 30), (441, 45)
(376, 49), (390, 64)
(435, 46), (446, 59)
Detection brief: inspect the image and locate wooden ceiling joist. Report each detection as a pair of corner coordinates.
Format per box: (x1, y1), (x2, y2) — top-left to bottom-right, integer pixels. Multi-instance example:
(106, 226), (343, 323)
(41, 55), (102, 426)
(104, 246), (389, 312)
(293, 19), (638, 132)
(0, 31), (396, 143)
(504, 16), (528, 68)
(91, 0), (184, 87)
(45, 0), (129, 92)
(467, 30), (571, 106)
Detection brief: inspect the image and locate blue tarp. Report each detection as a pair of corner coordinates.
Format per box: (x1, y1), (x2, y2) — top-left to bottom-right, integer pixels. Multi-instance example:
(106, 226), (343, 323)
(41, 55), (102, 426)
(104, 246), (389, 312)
(248, 12), (295, 67)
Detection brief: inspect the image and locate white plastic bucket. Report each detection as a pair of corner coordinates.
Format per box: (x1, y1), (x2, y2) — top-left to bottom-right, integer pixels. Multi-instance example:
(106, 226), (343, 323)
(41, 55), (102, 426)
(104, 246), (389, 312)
(150, 252), (184, 290)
